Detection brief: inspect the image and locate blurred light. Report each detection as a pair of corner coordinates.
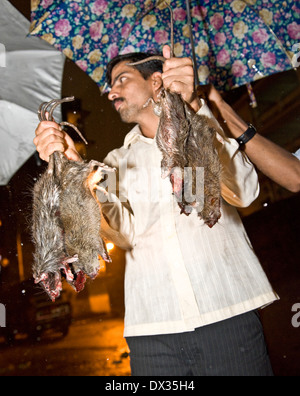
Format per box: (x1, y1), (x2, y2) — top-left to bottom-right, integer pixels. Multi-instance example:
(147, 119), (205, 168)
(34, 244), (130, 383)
(106, 242), (114, 252)
(1, 258), (10, 268)
(74, 141), (87, 157)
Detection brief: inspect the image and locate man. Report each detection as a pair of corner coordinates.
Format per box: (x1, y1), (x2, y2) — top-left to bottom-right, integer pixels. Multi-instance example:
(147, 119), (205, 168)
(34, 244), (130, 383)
(202, 85), (300, 193)
(34, 46), (277, 376)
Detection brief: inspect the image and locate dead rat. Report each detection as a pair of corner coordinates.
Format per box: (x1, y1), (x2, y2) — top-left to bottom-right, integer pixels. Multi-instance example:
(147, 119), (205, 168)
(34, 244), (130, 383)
(32, 98), (115, 301)
(58, 156), (113, 291)
(32, 151), (68, 301)
(153, 89), (189, 209)
(183, 103), (222, 227)
(152, 89), (221, 226)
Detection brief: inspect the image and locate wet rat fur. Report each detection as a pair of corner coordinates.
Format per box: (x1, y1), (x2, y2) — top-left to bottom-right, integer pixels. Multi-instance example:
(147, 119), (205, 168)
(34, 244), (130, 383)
(156, 89), (221, 227)
(32, 151), (112, 300)
(32, 152), (66, 301)
(183, 102), (221, 227)
(59, 155), (111, 276)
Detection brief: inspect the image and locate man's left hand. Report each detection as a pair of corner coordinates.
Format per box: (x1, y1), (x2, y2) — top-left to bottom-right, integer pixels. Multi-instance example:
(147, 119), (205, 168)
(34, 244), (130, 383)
(161, 45), (201, 112)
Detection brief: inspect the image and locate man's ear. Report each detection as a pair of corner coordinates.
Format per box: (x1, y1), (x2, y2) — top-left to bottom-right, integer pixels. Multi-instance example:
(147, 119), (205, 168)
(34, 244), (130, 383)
(151, 72), (163, 98)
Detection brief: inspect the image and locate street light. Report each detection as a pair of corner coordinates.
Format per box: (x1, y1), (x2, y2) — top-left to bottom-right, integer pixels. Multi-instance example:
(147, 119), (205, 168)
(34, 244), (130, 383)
(106, 242), (114, 252)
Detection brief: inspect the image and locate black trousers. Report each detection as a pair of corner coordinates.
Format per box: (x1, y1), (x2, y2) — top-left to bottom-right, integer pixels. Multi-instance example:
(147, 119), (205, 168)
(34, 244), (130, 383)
(126, 310), (273, 376)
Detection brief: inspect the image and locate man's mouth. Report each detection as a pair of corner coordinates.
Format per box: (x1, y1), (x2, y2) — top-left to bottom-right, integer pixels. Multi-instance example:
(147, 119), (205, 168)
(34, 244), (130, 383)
(113, 98), (124, 112)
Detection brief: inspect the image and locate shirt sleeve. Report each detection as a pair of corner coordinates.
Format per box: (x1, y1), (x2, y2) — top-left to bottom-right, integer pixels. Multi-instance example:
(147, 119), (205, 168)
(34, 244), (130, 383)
(197, 100), (260, 208)
(97, 149), (135, 251)
(293, 148), (300, 160)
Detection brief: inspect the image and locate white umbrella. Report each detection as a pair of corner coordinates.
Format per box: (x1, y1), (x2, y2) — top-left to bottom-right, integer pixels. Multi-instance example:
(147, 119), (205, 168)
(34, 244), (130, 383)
(0, 0), (65, 185)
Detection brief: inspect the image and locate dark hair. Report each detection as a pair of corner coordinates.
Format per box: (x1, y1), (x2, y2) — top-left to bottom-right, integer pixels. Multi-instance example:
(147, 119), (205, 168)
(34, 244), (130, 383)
(105, 51), (164, 87)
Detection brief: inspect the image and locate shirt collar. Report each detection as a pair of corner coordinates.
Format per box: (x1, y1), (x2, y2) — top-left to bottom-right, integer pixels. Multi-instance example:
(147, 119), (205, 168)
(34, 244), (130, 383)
(123, 124), (155, 149)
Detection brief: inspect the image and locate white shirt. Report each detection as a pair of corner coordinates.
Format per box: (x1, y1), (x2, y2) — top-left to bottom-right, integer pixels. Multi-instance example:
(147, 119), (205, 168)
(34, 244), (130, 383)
(294, 149), (300, 160)
(98, 100), (278, 337)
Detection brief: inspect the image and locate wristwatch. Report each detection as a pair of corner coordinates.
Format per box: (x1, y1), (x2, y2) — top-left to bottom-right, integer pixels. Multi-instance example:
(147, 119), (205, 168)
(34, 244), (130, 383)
(236, 124), (257, 149)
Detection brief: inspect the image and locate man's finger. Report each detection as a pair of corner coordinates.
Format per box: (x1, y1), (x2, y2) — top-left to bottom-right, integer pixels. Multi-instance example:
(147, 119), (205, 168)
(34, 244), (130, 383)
(162, 65), (194, 80)
(163, 44), (172, 59)
(35, 121), (62, 137)
(163, 56), (193, 71)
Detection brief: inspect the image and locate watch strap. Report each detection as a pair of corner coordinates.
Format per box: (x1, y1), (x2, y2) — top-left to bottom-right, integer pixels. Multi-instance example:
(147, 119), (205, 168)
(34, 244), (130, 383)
(236, 124), (257, 147)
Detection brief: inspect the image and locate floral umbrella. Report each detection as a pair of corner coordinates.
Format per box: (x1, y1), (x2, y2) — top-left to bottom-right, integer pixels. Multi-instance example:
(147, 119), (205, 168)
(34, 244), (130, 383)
(30, 0), (300, 93)
(30, 0), (163, 91)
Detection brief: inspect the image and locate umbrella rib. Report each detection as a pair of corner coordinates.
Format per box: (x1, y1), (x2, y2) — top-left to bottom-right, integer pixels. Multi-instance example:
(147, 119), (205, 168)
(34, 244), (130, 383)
(119, 1), (164, 52)
(126, 2), (174, 65)
(241, 0), (295, 68)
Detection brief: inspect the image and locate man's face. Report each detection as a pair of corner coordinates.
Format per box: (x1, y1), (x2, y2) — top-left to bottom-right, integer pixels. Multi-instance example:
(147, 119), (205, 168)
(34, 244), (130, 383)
(107, 61), (154, 124)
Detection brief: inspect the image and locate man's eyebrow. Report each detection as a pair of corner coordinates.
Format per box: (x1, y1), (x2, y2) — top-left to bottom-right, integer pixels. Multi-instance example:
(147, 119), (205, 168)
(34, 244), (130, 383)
(111, 71), (129, 88)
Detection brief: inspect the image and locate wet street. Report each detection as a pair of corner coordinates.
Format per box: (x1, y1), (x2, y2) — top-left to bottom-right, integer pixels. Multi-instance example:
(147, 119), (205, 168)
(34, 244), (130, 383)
(0, 316), (131, 376)
(0, 308), (299, 376)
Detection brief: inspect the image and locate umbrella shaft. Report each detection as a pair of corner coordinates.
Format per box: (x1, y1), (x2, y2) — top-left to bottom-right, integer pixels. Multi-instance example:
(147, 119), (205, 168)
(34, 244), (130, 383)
(185, 0), (199, 88)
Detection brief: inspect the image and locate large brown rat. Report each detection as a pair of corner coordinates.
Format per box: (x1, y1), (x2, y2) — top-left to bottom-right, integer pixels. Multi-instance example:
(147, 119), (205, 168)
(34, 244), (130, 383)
(154, 89), (221, 227)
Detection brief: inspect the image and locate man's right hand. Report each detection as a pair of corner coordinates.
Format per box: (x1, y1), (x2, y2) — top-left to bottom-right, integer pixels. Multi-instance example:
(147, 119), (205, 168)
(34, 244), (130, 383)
(34, 120), (82, 162)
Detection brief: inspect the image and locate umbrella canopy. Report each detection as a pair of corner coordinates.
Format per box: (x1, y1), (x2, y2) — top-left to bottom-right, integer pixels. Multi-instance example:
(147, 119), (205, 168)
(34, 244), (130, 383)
(30, 0), (160, 91)
(30, 0), (300, 92)
(124, 0), (300, 90)
(0, 0), (65, 185)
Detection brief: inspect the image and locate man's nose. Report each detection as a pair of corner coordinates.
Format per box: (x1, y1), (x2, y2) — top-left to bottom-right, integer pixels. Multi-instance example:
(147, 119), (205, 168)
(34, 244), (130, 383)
(108, 87), (118, 102)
